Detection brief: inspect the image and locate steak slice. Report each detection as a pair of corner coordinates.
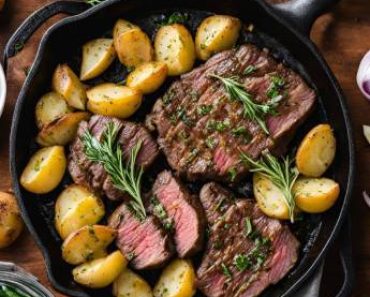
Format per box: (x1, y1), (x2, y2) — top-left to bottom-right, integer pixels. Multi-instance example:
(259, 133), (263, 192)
(146, 44), (316, 182)
(150, 170), (206, 258)
(69, 115), (159, 200)
(197, 183), (299, 297)
(109, 203), (174, 269)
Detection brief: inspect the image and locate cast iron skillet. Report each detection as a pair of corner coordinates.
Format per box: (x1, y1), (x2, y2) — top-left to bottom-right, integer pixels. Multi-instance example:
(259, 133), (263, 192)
(4, 0), (355, 296)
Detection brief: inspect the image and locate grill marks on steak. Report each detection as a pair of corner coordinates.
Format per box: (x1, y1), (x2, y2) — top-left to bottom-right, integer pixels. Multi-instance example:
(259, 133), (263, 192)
(151, 170), (206, 258)
(108, 203), (174, 269)
(197, 183), (299, 297)
(146, 44), (316, 182)
(69, 115), (159, 200)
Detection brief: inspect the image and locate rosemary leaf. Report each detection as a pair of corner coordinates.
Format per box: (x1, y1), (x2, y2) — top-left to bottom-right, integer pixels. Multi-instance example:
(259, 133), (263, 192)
(84, 0), (105, 6)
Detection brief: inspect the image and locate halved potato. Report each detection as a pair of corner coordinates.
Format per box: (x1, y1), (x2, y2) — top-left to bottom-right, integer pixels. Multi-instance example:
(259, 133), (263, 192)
(155, 24), (195, 76)
(62, 225), (116, 265)
(73, 250), (127, 288)
(113, 19), (139, 40)
(126, 61), (168, 94)
(293, 177), (340, 213)
(36, 112), (90, 146)
(87, 83), (142, 118)
(52, 64), (87, 110)
(35, 92), (74, 129)
(20, 146), (66, 194)
(195, 15), (241, 61)
(113, 268), (153, 297)
(153, 259), (196, 297)
(55, 184), (105, 239)
(115, 27), (154, 68)
(80, 38), (116, 81)
(296, 124), (336, 177)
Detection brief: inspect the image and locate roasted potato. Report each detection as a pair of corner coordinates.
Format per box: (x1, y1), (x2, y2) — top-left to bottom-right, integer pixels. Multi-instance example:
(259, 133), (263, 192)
(55, 184), (105, 239)
(0, 192), (23, 249)
(52, 64), (87, 110)
(62, 225), (116, 265)
(73, 250), (127, 288)
(153, 259), (196, 297)
(87, 83), (142, 118)
(126, 61), (168, 94)
(80, 38), (116, 81)
(20, 146), (66, 194)
(113, 268), (153, 297)
(115, 27), (154, 68)
(296, 124), (336, 177)
(35, 92), (74, 129)
(195, 15), (241, 61)
(113, 19), (139, 40)
(155, 24), (196, 76)
(293, 177), (340, 213)
(36, 111), (90, 146)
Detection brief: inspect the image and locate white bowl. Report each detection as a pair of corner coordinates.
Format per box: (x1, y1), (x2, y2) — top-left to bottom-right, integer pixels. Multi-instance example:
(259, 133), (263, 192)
(0, 64), (6, 118)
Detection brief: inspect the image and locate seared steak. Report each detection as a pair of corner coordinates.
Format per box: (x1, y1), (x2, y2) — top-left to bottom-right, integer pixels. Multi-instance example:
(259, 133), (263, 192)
(197, 183), (299, 297)
(146, 44), (316, 182)
(150, 170), (205, 258)
(69, 115), (159, 200)
(109, 203), (174, 269)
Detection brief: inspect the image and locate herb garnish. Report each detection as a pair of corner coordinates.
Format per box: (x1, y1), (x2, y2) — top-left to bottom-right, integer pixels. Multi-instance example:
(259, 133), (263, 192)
(151, 196), (174, 232)
(244, 65), (256, 76)
(84, 0), (105, 6)
(228, 167), (237, 182)
(240, 150), (299, 222)
(82, 122), (146, 220)
(197, 105), (213, 116)
(14, 42), (24, 54)
(206, 119), (230, 132)
(209, 74), (282, 134)
(221, 263), (233, 279)
(158, 12), (189, 26)
(267, 75), (285, 100)
(234, 254), (252, 271)
(244, 217), (252, 236)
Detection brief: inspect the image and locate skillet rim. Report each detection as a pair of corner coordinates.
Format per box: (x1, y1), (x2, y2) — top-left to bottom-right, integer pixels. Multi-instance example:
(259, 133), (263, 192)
(9, 0), (355, 296)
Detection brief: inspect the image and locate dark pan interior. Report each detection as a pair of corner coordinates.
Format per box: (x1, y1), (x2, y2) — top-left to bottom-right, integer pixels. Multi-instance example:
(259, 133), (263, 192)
(10, 0), (354, 296)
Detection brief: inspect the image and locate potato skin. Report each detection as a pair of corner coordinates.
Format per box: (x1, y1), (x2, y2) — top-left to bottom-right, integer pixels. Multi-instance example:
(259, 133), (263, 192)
(155, 24), (195, 76)
(0, 192), (23, 249)
(126, 61), (168, 94)
(153, 259), (196, 297)
(73, 250), (127, 288)
(195, 15), (241, 61)
(293, 177), (340, 213)
(52, 64), (87, 110)
(113, 268), (153, 297)
(296, 124), (336, 177)
(55, 184), (105, 239)
(20, 146), (67, 194)
(87, 83), (142, 118)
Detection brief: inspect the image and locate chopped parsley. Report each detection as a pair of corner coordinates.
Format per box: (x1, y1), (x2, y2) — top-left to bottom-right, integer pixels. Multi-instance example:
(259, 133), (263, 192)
(151, 196), (174, 232)
(206, 119), (230, 132)
(228, 167), (237, 182)
(205, 136), (216, 149)
(267, 75), (285, 99)
(231, 126), (251, 142)
(221, 263), (232, 279)
(234, 254), (252, 272)
(244, 65), (256, 75)
(158, 12), (189, 26)
(244, 217), (252, 236)
(197, 105), (213, 116)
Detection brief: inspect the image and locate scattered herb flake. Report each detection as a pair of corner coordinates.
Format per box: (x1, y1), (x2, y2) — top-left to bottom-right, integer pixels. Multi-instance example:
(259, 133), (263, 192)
(221, 263), (233, 279)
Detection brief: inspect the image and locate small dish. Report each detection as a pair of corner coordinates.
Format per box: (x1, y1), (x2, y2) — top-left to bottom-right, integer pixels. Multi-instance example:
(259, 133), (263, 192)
(0, 64), (6, 119)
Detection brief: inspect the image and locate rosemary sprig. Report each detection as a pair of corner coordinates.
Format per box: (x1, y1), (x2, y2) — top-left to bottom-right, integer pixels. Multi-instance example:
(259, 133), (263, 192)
(82, 122), (146, 220)
(84, 0), (105, 6)
(240, 151), (299, 222)
(209, 74), (282, 134)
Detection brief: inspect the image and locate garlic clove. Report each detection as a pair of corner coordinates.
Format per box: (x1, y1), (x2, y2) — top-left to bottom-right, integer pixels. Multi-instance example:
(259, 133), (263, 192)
(363, 125), (370, 144)
(357, 50), (370, 100)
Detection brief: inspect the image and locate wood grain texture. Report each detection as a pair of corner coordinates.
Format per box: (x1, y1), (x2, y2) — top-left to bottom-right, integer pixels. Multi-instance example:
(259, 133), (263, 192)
(0, 0), (369, 296)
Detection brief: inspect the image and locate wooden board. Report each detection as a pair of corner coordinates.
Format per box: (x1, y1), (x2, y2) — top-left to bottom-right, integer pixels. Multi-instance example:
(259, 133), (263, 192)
(0, 0), (369, 296)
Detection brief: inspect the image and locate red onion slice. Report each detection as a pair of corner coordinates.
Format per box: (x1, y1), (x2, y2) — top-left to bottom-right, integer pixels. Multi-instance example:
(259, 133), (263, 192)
(363, 191), (370, 208)
(357, 50), (370, 100)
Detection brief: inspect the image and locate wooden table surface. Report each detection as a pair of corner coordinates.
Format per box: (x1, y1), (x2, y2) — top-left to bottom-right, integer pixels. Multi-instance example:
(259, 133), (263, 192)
(0, 0), (370, 296)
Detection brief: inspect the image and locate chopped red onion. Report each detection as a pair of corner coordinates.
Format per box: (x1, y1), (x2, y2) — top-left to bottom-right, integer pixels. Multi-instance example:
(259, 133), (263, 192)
(357, 51), (370, 100)
(363, 191), (370, 208)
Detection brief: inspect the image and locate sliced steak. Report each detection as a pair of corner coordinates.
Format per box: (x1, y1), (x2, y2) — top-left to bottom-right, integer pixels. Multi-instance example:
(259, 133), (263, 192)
(69, 115), (159, 200)
(146, 44), (316, 182)
(150, 170), (205, 258)
(109, 203), (174, 269)
(197, 183), (299, 297)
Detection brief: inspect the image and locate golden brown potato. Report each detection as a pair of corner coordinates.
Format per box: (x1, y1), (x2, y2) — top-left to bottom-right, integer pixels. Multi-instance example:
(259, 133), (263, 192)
(35, 92), (74, 129)
(113, 19), (139, 40)
(155, 24), (195, 76)
(20, 146), (66, 194)
(296, 124), (336, 177)
(0, 192), (23, 249)
(87, 83), (142, 118)
(52, 64), (87, 110)
(114, 28), (154, 68)
(195, 15), (241, 60)
(36, 112), (90, 146)
(62, 225), (116, 265)
(113, 268), (153, 297)
(293, 177), (340, 213)
(153, 259), (196, 297)
(126, 61), (168, 94)
(73, 251), (127, 288)
(55, 184), (105, 239)
(80, 38), (116, 81)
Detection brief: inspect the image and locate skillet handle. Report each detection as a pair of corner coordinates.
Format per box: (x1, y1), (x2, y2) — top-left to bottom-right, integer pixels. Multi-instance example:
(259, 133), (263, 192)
(2, 0), (89, 69)
(270, 0), (339, 36)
